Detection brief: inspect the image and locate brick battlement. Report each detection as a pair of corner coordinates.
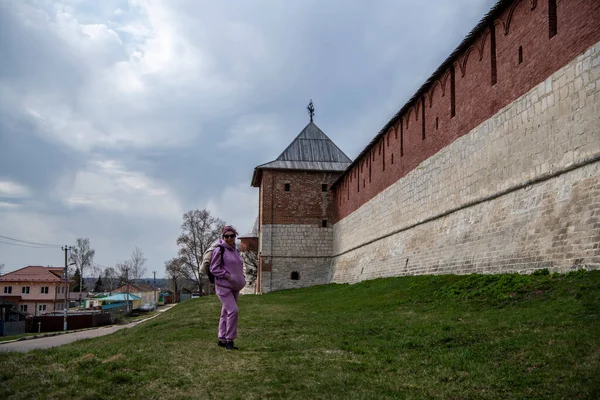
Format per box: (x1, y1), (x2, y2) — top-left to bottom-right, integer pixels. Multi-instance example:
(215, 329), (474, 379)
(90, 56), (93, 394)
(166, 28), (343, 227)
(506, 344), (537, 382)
(333, 0), (600, 222)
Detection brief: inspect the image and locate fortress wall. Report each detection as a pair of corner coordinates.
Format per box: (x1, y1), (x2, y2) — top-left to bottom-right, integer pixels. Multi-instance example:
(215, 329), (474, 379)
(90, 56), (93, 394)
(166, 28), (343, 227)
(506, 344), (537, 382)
(330, 41), (600, 282)
(333, 0), (600, 221)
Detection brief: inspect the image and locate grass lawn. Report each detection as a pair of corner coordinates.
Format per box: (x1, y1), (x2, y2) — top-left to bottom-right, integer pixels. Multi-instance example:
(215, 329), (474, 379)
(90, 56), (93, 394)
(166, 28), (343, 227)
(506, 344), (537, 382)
(1, 269), (599, 399)
(0, 332), (40, 343)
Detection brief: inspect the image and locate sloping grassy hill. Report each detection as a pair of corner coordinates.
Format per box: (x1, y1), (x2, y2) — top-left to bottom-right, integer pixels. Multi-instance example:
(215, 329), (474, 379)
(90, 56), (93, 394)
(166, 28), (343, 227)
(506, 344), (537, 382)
(1, 270), (599, 399)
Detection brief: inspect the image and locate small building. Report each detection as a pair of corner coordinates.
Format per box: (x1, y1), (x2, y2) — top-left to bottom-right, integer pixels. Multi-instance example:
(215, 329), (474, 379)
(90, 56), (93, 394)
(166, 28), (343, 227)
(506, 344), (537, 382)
(113, 283), (159, 308)
(238, 217), (259, 252)
(0, 266), (70, 316)
(96, 293), (141, 311)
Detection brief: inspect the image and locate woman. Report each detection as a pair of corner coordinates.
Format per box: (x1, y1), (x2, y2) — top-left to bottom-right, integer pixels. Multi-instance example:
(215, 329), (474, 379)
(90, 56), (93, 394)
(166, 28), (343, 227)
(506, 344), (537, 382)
(209, 225), (246, 350)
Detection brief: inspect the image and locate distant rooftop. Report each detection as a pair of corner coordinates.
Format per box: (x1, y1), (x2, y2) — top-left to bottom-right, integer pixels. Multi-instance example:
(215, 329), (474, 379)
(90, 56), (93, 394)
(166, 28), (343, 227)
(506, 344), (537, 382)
(0, 266), (64, 282)
(99, 293), (141, 302)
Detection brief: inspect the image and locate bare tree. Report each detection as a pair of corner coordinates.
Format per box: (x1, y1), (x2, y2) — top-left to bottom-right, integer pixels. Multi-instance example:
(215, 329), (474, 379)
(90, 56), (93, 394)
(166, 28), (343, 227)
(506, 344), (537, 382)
(241, 250), (258, 287)
(102, 267), (118, 291)
(0, 263), (4, 276)
(165, 257), (183, 294)
(69, 238), (95, 307)
(115, 261), (133, 312)
(129, 246), (147, 280)
(90, 263), (103, 280)
(176, 209), (225, 294)
(115, 261), (131, 287)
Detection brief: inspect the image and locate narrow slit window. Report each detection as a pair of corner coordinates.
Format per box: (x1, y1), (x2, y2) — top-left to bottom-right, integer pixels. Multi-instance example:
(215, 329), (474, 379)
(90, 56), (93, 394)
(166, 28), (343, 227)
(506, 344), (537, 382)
(322, 219), (327, 228)
(421, 97), (426, 140)
(549, 0), (557, 38)
(391, 153), (394, 165)
(450, 65), (456, 117)
(382, 140), (386, 171)
(400, 121), (404, 157)
(321, 184), (327, 192)
(436, 117), (439, 130)
(490, 22), (497, 86)
(518, 46), (523, 64)
(284, 183), (290, 192)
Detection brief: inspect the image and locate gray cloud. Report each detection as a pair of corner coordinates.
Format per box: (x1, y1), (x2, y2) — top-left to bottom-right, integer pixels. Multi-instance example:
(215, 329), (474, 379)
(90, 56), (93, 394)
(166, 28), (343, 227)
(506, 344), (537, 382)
(0, 0), (496, 276)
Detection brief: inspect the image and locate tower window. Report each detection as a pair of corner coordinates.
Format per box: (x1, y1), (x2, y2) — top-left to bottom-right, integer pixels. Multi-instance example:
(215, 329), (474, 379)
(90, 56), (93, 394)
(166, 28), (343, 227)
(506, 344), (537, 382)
(284, 183), (290, 192)
(291, 271), (300, 280)
(322, 219), (327, 228)
(321, 184), (327, 192)
(518, 46), (523, 64)
(549, 0), (557, 38)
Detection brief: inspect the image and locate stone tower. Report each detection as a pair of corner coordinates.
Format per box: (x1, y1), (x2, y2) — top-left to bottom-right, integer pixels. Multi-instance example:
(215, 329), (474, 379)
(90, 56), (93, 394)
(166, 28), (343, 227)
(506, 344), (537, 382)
(251, 118), (351, 293)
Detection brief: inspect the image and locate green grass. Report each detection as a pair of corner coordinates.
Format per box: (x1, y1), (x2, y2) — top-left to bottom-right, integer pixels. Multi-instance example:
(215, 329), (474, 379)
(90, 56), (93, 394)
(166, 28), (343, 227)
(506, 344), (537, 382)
(0, 332), (39, 343)
(1, 269), (599, 399)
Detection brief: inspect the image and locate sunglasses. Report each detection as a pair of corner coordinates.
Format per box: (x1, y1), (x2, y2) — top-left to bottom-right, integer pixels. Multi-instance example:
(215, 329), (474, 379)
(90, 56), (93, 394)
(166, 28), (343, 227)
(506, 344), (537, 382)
(223, 234), (236, 239)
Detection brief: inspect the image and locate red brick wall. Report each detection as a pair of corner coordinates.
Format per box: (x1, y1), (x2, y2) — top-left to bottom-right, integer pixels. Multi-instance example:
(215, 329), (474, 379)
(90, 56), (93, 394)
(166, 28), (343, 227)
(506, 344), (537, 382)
(239, 237), (258, 252)
(260, 170), (342, 226)
(333, 0), (600, 222)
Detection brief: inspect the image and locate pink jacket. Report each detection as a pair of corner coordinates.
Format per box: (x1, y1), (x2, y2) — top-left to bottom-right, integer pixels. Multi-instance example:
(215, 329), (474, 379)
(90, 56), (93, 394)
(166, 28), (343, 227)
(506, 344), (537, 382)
(209, 239), (246, 291)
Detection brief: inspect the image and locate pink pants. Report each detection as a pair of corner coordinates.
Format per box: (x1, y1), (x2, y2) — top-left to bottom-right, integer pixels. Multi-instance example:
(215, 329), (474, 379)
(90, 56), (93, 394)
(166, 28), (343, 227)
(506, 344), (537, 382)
(216, 287), (239, 341)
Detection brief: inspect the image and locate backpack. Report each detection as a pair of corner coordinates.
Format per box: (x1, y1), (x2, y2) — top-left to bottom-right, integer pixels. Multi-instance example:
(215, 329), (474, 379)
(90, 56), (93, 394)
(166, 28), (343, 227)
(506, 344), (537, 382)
(201, 241), (225, 284)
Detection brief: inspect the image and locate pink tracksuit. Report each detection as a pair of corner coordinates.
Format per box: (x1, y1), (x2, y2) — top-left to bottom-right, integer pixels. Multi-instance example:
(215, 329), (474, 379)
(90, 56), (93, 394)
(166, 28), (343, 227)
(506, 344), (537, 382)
(209, 239), (246, 341)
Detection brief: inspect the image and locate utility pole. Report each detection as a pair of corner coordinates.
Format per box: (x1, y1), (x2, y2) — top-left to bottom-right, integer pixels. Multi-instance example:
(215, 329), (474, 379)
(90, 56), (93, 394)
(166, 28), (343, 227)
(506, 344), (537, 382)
(153, 271), (157, 304)
(125, 265), (130, 314)
(62, 245), (72, 331)
(79, 265), (83, 309)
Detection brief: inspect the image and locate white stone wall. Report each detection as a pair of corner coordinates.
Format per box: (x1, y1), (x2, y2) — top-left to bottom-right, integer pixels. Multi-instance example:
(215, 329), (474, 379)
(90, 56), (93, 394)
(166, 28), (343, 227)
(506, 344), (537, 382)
(260, 224), (333, 292)
(261, 257), (331, 293)
(331, 41), (600, 283)
(261, 224), (333, 257)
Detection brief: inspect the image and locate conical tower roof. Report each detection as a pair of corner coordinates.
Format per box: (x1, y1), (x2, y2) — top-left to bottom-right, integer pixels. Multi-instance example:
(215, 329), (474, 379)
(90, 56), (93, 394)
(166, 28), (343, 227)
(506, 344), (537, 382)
(251, 122), (351, 187)
(275, 122), (351, 163)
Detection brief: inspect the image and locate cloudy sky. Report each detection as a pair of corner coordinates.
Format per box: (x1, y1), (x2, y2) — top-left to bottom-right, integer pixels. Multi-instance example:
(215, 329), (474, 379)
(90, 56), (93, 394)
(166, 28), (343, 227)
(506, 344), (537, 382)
(0, 0), (496, 277)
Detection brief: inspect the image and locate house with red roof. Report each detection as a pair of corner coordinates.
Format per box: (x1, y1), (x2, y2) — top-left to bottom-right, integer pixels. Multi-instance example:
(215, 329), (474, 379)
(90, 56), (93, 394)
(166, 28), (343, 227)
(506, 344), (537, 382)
(0, 266), (70, 316)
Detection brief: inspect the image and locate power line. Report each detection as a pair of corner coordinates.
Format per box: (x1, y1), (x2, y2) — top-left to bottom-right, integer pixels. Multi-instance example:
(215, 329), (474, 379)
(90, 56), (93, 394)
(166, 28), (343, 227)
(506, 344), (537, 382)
(0, 239), (60, 249)
(0, 234), (62, 248)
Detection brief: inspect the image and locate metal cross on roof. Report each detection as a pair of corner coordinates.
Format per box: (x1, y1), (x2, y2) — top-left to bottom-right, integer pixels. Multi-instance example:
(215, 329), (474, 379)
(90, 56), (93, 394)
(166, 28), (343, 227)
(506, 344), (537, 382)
(307, 100), (315, 122)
